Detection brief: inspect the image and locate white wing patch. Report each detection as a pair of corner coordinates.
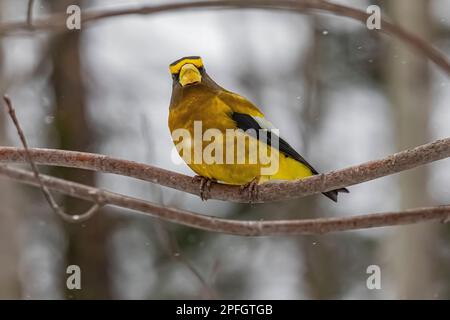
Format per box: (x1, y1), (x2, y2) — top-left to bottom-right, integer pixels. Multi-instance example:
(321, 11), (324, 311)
(252, 116), (283, 138)
(252, 116), (276, 130)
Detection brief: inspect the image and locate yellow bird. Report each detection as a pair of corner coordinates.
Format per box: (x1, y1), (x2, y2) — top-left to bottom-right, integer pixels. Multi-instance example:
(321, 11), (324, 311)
(168, 56), (348, 202)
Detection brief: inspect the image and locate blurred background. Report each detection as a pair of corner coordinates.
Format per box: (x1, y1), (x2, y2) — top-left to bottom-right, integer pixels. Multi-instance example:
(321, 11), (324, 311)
(0, 0), (449, 299)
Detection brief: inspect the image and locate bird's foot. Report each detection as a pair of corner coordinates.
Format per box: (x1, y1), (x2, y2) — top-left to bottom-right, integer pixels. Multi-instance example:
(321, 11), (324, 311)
(192, 175), (215, 201)
(240, 177), (259, 204)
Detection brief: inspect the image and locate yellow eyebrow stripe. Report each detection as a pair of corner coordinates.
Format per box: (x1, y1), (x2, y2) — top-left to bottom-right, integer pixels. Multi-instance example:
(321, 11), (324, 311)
(169, 57), (203, 74)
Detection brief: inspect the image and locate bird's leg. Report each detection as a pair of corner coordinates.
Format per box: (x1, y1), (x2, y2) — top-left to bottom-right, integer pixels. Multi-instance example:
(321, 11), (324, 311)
(240, 177), (259, 204)
(192, 175), (215, 201)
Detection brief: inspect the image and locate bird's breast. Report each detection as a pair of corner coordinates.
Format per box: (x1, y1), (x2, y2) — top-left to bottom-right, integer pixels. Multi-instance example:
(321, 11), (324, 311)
(169, 94), (234, 134)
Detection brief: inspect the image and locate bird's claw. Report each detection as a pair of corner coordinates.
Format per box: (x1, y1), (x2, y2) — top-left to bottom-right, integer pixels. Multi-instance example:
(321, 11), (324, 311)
(240, 178), (259, 204)
(192, 175), (214, 201)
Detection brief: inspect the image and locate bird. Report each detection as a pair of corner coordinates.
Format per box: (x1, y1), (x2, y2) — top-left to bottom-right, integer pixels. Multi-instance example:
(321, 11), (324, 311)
(168, 56), (349, 202)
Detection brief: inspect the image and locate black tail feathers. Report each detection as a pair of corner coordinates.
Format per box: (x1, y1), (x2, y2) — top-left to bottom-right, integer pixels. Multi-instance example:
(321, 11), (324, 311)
(322, 187), (349, 202)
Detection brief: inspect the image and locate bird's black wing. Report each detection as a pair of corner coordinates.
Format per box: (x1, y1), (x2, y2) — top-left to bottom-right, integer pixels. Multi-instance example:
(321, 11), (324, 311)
(231, 112), (349, 202)
(231, 112), (318, 174)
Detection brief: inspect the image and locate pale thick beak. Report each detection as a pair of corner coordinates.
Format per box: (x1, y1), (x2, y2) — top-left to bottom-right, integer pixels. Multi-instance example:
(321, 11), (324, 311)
(179, 63), (202, 86)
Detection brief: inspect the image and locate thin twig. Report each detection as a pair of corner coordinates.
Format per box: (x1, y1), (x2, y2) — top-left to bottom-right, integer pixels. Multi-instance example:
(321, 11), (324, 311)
(0, 0), (449, 75)
(2, 95), (103, 223)
(0, 137), (449, 203)
(26, 0), (35, 28)
(156, 224), (217, 298)
(0, 164), (449, 236)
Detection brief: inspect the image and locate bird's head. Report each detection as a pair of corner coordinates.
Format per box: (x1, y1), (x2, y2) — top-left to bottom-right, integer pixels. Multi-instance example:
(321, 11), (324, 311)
(169, 56), (204, 87)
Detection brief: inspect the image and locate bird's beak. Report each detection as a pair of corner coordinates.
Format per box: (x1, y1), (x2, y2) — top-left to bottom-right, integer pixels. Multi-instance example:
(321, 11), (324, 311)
(179, 63), (202, 86)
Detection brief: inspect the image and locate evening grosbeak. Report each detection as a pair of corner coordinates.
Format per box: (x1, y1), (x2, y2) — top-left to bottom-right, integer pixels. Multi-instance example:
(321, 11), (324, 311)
(168, 56), (348, 202)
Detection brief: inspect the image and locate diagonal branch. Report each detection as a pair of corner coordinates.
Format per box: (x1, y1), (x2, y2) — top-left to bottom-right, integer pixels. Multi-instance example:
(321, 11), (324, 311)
(3, 95), (103, 223)
(0, 164), (449, 236)
(0, 137), (449, 203)
(0, 0), (449, 75)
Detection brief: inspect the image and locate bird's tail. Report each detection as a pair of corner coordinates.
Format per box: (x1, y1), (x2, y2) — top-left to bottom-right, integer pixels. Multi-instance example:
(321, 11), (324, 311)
(322, 187), (350, 202)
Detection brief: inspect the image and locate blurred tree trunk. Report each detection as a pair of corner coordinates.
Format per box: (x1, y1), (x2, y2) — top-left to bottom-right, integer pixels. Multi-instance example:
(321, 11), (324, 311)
(0, 5), (21, 299)
(382, 0), (443, 299)
(47, 0), (112, 299)
(297, 16), (341, 299)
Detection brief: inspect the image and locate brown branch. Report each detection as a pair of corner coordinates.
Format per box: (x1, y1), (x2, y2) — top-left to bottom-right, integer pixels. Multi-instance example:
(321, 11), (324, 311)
(0, 0), (449, 75)
(2, 96), (449, 232)
(0, 164), (448, 236)
(0, 137), (449, 203)
(2, 95), (103, 223)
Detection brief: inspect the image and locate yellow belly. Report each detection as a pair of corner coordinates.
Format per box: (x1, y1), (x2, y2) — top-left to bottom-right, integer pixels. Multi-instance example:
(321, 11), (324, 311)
(176, 131), (313, 185)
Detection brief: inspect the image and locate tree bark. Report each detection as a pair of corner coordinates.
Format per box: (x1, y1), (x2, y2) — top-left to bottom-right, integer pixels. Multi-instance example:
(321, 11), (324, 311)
(47, 0), (113, 299)
(382, 0), (443, 299)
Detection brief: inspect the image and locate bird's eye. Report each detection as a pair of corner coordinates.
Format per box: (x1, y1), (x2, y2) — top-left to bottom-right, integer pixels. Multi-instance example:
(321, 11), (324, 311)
(172, 73), (179, 81)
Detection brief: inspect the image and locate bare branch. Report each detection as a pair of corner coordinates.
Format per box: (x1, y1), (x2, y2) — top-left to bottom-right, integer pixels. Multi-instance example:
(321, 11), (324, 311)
(1, 0), (449, 75)
(2, 95), (103, 223)
(0, 164), (448, 236)
(0, 0), (449, 234)
(0, 137), (449, 203)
